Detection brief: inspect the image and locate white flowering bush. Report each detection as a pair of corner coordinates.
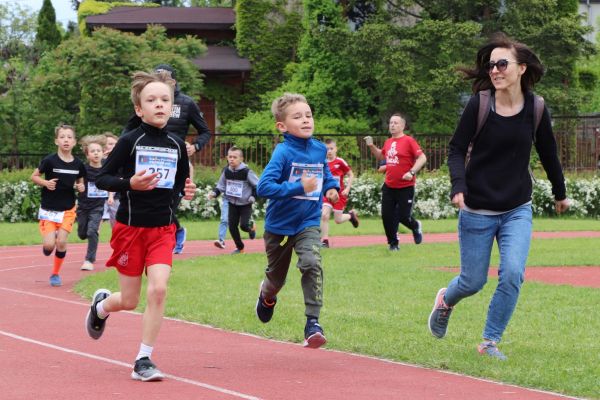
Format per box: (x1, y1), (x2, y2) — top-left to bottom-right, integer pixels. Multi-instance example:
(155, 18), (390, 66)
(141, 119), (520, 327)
(2, 176), (599, 222)
(178, 184), (219, 219)
(414, 178), (457, 219)
(347, 173), (383, 216)
(0, 181), (41, 222)
(178, 183), (268, 220)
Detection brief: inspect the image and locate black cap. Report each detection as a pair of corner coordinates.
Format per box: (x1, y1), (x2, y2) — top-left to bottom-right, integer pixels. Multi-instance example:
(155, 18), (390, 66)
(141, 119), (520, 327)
(154, 63), (176, 80)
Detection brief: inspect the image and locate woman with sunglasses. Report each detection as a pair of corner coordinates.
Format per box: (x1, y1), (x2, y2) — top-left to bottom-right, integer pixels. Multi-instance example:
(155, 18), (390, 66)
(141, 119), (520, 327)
(428, 33), (570, 360)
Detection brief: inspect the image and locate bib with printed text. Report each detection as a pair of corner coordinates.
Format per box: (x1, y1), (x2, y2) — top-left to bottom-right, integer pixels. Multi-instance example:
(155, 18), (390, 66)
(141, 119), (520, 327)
(135, 146), (178, 189)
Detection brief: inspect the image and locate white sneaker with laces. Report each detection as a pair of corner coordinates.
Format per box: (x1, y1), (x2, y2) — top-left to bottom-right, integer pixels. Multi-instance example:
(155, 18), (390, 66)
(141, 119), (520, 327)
(80, 260), (94, 271)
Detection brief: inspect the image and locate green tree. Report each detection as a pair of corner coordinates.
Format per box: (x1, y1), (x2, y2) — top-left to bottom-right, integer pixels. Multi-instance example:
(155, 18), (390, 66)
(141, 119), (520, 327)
(232, 0), (303, 116)
(22, 25), (205, 152)
(0, 4), (38, 153)
(34, 0), (62, 53)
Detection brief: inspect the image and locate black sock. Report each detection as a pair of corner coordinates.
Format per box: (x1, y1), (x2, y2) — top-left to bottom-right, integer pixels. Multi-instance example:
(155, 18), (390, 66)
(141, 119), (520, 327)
(43, 248), (53, 256)
(55, 250), (66, 259)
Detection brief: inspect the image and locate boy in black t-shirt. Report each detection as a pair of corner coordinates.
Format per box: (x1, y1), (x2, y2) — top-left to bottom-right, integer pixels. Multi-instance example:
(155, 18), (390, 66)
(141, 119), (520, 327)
(77, 135), (108, 271)
(31, 124), (86, 287)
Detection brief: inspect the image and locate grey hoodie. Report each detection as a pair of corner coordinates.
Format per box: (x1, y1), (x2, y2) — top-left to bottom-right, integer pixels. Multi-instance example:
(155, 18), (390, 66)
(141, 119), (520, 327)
(213, 162), (259, 206)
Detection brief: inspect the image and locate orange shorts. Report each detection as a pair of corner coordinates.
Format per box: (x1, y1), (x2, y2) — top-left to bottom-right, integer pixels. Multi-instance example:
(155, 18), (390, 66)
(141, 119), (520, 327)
(38, 206), (77, 236)
(106, 222), (176, 277)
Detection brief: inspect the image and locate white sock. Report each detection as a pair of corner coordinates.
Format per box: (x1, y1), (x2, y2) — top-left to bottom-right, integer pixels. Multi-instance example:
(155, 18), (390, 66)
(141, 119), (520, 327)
(95, 300), (109, 319)
(136, 343), (153, 360)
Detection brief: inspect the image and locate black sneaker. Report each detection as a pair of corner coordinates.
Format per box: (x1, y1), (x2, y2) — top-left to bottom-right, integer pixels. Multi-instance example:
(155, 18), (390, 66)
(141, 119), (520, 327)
(412, 220), (423, 244)
(255, 282), (277, 323)
(389, 244), (399, 251)
(249, 220), (256, 240)
(131, 357), (165, 382)
(348, 210), (359, 228)
(303, 318), (327, 349)
(86, 288), (111, 340)
(321, 239), (329, 248)
(428, 288), (453, 339)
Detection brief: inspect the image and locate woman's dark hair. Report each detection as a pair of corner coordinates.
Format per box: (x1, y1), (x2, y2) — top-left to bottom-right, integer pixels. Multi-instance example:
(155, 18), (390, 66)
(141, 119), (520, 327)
(459, 32), (544, 94)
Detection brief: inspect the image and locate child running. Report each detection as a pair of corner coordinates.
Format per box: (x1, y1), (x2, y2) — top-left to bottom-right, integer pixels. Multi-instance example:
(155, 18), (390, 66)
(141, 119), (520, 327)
(31, 124), (86, 287)
(85, 70), (197, 382)
(102, 132), (120, 228)
(320, 138), (359, 248)
(255, 93), (339, 349)
(207, 146), (258, 254)
(77, 135), (109, 271)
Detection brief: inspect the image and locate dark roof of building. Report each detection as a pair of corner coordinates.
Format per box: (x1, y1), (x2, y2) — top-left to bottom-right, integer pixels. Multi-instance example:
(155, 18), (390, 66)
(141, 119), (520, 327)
(194, 46), (252, 72)
(86, 6), (235, 30)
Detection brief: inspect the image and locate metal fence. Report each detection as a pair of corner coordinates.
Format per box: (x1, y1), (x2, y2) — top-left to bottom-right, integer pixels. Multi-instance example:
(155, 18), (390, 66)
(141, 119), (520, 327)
(3, 116), (600, 174)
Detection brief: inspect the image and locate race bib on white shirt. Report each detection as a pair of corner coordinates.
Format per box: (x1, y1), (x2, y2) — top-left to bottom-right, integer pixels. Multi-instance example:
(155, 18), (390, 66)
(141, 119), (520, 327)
(289, 162), (323, 201)
(38, 207), (64, 223)
(135, 146), (178, 189)
(225, 180), (243, 198)
(87, 182), (108, 198)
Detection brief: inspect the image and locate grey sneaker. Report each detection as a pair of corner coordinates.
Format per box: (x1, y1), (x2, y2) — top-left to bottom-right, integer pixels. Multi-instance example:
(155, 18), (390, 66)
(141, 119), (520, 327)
(478, 340), (508, 361)
(86, 288), (111, 340)
(131, 357), (165, 381)
(428, 288), (453, 338)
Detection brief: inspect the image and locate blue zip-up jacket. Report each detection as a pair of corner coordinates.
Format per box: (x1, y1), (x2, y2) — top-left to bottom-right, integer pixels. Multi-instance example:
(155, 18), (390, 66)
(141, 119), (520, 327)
(257, 133), (339, 235)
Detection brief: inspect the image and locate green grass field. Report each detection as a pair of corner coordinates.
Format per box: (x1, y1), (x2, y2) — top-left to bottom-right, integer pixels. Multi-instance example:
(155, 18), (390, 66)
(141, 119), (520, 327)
(1, 216), (599, 245)
(2, 218), (599, 398)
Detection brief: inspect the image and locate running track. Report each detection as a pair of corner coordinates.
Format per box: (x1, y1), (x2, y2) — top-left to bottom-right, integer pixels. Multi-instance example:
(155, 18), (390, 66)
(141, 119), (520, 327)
(2, 232), (598, 400)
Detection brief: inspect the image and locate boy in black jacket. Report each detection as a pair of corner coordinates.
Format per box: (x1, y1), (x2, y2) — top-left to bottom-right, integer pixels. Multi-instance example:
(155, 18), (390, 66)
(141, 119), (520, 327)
(85, 71), (197, 382)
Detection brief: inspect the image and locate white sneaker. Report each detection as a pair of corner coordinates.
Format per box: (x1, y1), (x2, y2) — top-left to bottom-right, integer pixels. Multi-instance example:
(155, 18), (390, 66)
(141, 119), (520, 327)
(80, 261), (94, 271)
(213, 239), (226, 249)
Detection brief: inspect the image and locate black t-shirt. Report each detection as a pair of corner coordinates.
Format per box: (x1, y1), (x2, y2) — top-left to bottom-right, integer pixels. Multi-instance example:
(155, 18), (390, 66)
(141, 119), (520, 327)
(38, 153), (86, 211)
(77, 164), (107, 211)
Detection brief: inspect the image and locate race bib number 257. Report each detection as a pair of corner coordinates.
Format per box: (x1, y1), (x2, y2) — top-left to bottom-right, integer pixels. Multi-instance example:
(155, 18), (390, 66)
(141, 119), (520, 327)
(135, 147), (178, 189)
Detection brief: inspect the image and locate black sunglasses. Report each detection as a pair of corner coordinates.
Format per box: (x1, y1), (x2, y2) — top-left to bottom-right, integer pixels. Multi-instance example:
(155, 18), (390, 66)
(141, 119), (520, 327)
(484, 59), (519, 73)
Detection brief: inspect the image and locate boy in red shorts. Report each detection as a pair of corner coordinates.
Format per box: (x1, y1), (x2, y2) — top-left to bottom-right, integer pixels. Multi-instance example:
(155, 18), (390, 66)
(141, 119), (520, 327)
(85, 71), (197, 382)
(31, 124), (86, 287)
(320, 139), (359, 248)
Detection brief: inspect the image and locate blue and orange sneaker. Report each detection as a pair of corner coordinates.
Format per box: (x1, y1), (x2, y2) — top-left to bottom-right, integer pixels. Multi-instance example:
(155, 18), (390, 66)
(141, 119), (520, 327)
(255, 282), (277, 323)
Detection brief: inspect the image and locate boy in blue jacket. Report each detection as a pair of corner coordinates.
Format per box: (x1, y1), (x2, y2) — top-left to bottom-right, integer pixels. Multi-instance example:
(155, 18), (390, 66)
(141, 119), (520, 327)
(255, 93), (339, 349)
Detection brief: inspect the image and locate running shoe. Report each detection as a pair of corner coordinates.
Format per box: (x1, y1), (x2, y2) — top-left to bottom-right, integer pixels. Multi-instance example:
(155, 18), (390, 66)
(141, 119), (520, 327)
(49, 274), (62, 287)
(131, 357), (165, 382)
(86, 288), (111, 340)
(428, 288), (453, 339)
(303, 318), (327, 349)
(478, 340), (508, 361)
(256, 282), (277, 323)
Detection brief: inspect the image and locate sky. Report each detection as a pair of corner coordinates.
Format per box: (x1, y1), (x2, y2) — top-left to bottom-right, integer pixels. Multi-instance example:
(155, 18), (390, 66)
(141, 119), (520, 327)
(11, 0), (79, 28)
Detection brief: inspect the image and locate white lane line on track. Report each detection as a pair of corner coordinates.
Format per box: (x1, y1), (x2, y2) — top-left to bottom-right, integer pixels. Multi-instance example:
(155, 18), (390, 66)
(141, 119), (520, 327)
(0, 330), (261, 400)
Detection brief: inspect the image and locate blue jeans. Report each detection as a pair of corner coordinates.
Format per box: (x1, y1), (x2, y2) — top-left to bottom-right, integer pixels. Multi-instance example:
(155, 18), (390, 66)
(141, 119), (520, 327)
(218, 198), (229, 241)
(444, 203), (532, 342)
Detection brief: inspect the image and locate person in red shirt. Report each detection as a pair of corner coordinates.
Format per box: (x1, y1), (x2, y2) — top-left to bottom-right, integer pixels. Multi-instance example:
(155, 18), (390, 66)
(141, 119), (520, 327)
(365, 113), (427, 250)
(320, 139), (359, 248)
